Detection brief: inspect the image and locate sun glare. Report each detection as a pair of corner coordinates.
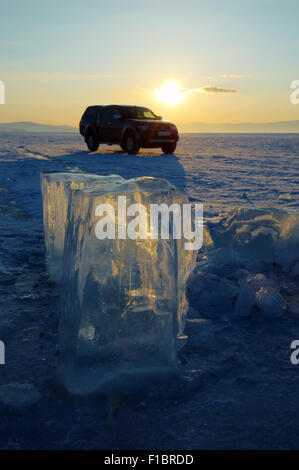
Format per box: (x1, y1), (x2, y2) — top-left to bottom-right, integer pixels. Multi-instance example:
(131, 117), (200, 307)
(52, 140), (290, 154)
(154, 82), (185, 105)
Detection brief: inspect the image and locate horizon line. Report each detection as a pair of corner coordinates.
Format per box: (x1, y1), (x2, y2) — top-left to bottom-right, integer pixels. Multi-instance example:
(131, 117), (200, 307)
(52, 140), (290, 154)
(0, 119), (299, 127)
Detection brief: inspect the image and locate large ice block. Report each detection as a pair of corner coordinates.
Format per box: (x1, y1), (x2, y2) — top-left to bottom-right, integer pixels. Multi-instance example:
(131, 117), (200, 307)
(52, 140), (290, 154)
(59, 176), (198, 394)
(40, 172), (124, 281)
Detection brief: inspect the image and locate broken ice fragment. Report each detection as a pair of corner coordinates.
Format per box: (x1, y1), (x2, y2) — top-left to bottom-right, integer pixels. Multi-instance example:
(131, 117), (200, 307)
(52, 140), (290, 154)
(187, 271), (238, 318)
(255, 286), (285, 318)
(234, 281), (256, 318)
(187, 207), (299, 319)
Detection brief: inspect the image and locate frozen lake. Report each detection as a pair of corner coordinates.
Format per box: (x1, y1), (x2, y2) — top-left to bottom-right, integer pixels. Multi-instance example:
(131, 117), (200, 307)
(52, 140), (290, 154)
(0, 132), (298, 222)
(0, 132), (298, 449)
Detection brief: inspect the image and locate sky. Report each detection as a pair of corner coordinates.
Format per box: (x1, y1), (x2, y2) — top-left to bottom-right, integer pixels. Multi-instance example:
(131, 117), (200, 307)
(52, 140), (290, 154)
(0, 0), (298, 127)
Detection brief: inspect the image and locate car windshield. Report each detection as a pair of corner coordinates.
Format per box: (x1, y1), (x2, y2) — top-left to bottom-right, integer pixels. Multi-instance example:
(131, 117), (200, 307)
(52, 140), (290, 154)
(123, 107), (159, 120)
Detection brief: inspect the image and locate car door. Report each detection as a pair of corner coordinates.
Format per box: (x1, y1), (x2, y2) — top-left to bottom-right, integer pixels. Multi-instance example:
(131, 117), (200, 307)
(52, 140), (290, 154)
(110, 108), (123, 143)
(97, 108), (114, 142)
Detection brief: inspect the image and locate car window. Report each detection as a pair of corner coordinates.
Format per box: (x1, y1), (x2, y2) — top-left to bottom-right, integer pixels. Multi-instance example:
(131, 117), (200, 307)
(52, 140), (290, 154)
(143, 110), (156, 119)
(85, 106), (101, 119)
(122, 107), (158, 120)
(83, 108), (93, 119)
(112, 109), (121, 120)
(101, 109), (112, 122)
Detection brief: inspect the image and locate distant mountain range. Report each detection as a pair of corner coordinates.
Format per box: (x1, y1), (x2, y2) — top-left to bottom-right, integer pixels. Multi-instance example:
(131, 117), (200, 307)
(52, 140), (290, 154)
(0, 120), (298, 133)
(178, 120), (299, 133)
(0, 121), (77, 132)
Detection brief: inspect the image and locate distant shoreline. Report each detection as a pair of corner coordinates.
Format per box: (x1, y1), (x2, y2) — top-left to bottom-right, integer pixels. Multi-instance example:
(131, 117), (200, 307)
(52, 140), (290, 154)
(0, 130), (298, 135)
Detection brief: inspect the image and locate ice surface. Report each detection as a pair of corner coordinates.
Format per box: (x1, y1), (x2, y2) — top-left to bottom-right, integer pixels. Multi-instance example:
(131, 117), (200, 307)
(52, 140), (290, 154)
(184, 318), (216, 353)
(40, 172), (124, 281)
(0, 383), (41, 409)
(59, 176), (198, 394)
(1, 132), (299, 447)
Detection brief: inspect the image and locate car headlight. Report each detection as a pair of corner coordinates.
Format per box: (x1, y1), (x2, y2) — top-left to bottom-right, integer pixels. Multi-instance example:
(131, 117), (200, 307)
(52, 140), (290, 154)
(138, 125), (149, 131)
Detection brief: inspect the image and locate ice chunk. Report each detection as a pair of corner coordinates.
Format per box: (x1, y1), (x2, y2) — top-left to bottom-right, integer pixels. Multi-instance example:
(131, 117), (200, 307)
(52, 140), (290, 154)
(234, 281), (255, 318)
(211, 207), (299, 268)
(187, 208), (299, 319)
(40, 172), (124, 281)
(255, 286), (285, 318)
(59, 176), (198, 394)
(248, 273), (278, 291)
(290, 261), (299, 278)
(187, 271), (238, 318)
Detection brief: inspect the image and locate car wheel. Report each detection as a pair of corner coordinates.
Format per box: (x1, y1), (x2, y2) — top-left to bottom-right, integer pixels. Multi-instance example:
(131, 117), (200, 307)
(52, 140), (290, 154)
(123, 134), (140, 154)
(161, 143), (177, 154)
(86, 132), (99, 152)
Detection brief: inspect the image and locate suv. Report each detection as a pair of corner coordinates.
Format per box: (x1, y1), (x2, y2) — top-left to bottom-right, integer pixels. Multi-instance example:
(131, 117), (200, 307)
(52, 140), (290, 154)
(79, 105), (179, 154)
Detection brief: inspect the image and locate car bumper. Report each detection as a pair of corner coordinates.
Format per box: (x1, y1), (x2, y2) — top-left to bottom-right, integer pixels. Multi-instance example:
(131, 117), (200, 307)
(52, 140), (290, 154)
(141, 132), (179, 146)
(148, 138), (177, 143)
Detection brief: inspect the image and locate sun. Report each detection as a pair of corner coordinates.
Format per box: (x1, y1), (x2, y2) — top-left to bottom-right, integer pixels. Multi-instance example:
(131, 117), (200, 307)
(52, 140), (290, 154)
(154, 82), (185, 105)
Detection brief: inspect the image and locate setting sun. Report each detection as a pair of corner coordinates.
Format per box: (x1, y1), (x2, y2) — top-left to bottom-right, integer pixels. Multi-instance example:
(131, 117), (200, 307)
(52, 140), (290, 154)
(154, 82), (185, 105)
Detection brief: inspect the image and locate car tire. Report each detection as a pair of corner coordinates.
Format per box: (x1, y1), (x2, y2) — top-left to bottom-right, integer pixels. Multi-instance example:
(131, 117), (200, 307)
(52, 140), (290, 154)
(123, 134), (140, 154)
(161, 143), (177, 154)
(86, 132), (99, 152)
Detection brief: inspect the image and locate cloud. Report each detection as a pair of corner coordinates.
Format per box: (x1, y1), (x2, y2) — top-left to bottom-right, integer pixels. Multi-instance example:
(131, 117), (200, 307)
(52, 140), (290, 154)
(221, 73), (249, 78)
(199, 85), (238, 94)
(180, 85), (238, 95)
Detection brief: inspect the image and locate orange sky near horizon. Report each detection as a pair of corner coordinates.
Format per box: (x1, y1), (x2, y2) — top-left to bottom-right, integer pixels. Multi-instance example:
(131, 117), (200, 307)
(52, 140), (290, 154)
(1, 75), (298, 128)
